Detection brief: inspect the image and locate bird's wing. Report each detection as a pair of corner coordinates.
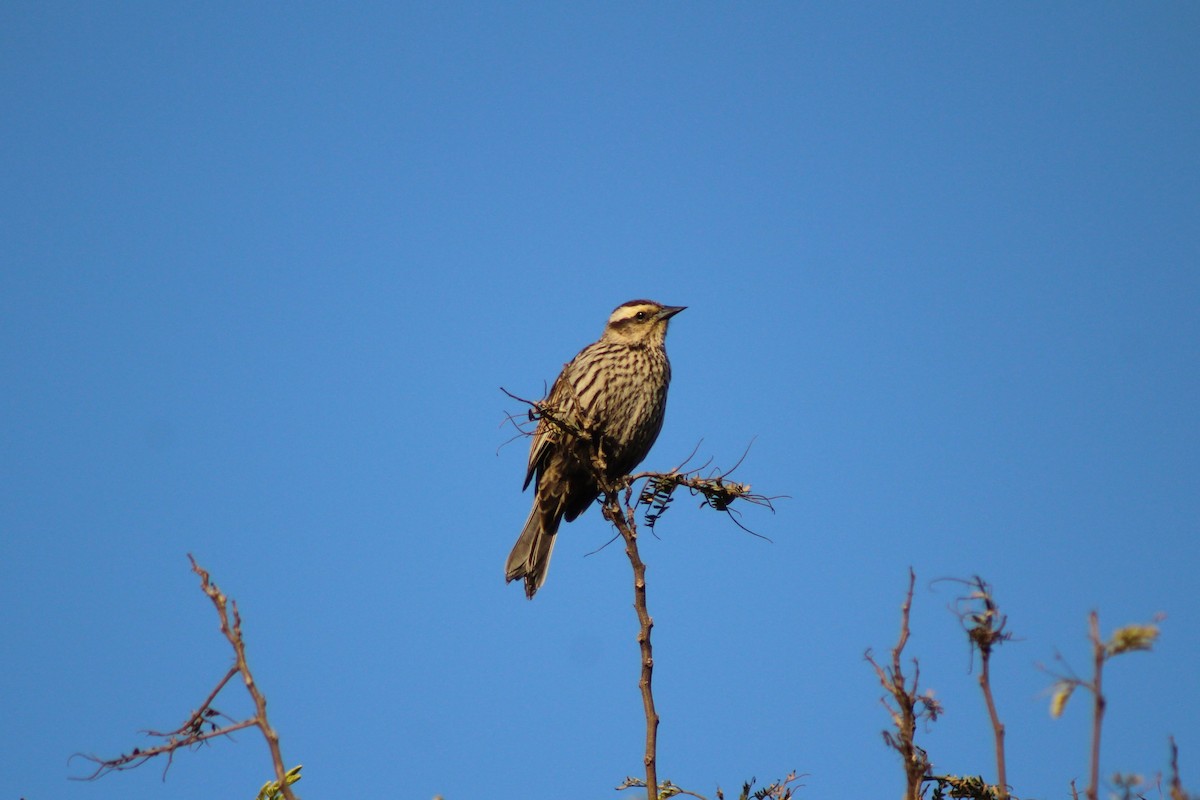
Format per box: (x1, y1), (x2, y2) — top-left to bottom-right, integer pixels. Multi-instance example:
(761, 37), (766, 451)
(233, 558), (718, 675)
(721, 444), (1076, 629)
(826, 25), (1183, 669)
(523, 363), (576, 491)
(523, 344), (600, 492)
(523, 422), (553, 491)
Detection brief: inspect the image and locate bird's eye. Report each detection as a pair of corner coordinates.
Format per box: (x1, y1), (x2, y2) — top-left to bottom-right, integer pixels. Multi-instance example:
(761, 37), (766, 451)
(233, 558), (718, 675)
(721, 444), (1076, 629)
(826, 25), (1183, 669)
(635, 311), (647, 321)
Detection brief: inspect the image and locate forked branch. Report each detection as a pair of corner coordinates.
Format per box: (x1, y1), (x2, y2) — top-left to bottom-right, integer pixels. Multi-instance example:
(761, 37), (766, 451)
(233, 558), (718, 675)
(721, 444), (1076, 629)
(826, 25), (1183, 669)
(1045, 610), (1161, 800)
(866, 569), (942, 800)
(71, 556), (298, 800)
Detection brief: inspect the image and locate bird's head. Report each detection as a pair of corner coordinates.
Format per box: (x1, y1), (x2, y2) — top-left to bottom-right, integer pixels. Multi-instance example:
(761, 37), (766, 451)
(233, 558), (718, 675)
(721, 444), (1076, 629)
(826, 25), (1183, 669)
(600, 300), (686, 347)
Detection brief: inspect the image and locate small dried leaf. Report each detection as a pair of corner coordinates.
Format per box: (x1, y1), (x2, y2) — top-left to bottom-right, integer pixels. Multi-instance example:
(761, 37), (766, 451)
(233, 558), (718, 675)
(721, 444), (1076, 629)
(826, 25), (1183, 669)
(1050, 682), (1074, 719)
(1106, 624), (1159, 656)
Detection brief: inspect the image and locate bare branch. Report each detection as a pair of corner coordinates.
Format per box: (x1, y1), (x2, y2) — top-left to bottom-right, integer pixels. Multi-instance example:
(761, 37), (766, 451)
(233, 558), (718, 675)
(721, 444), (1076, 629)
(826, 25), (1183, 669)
(865, 569), (939, 800)
(71, 557), (299, 800)
(1085, 612), (1105, 800)
(1168, 736), (1190, 800)
(603, 489), (661, 800)
(70, 718), (260, 781)
(189, 556), (294, 800)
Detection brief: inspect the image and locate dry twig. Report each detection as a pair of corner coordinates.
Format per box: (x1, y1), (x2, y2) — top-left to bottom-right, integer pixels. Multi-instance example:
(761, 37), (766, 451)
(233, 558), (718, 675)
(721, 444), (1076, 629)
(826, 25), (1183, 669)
(70, 556), (298, 800)
(866, 569), (942, 800)
(605, 486), (662, 799)
(945, 576), (1013, 800)
(1168, 736), (1192, 800)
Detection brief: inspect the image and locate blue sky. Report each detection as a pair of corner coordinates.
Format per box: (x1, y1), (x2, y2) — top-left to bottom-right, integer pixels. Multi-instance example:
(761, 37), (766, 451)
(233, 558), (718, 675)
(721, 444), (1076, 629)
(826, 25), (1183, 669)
(3, 4), (1198, 799)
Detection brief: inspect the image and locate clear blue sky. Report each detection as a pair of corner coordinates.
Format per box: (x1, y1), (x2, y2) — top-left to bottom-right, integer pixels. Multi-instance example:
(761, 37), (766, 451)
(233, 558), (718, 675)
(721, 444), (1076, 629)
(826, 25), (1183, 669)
(3, 4), (1197, 799)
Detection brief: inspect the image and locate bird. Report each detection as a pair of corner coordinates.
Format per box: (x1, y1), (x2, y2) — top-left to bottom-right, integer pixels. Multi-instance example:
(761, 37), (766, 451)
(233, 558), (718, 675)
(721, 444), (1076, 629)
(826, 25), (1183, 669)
(506, 299), (686, 599)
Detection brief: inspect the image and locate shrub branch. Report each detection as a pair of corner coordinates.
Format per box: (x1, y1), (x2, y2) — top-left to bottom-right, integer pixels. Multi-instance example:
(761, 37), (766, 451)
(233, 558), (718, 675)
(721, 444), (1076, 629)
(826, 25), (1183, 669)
(1045, 610), (1161, 800)
(866, 569), (941, 800)
(946, 576), (1013, 800)
(504, 388), (778, 800)
(70, 556), (298, 800)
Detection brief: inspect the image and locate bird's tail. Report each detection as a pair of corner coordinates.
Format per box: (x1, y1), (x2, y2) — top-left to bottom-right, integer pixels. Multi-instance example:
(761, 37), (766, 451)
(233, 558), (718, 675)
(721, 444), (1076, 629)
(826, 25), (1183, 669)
(505, 504), (560, 599)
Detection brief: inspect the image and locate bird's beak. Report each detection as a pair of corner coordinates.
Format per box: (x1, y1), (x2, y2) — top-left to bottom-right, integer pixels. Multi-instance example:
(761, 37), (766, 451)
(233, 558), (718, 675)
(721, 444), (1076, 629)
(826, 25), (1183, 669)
(656, 305), (686, 321)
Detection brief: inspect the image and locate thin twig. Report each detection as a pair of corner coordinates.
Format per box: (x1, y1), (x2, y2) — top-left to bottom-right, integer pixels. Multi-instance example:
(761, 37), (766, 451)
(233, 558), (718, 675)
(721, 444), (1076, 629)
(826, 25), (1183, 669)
(866, 569), (940, 800)
(943, 576), (1011, 800)
(1086, 611), (1105, 800)
(70, 718), (260, 780)
(1168, 736), (1186, 800)
(190, 556), (295, 800)
(605, 486), (660, 800)
(979, 641), (1008, 800)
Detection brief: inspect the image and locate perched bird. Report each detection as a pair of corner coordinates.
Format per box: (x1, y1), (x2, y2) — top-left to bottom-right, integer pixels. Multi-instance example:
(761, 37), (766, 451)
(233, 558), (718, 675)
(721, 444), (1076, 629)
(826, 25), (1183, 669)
(506, 299), (686, 598)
